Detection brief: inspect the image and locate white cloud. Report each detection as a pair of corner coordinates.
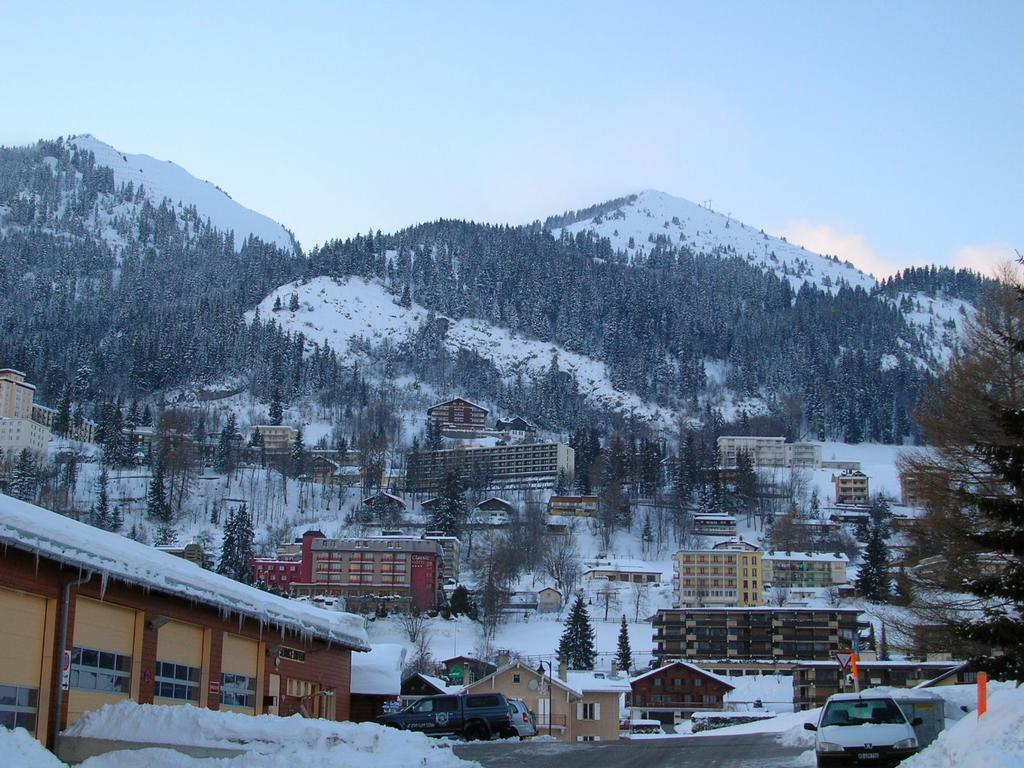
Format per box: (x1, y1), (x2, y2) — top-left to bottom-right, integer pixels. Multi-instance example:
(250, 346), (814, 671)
(952, 244), (1017, 278)
(778, 220), (913, 279)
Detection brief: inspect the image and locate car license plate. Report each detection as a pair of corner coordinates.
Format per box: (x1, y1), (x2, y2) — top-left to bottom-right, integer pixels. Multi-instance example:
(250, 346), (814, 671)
(858, 752), (880, 760)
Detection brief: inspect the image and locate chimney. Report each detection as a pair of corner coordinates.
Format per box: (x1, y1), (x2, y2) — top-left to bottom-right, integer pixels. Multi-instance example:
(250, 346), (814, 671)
(611, 661), (619, 677)
(497, 651), (511, 668)
(558, 656), (568, 682)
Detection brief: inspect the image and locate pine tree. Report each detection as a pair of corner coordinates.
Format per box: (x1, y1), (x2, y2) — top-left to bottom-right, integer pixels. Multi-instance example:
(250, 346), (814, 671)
(55, 384), (72, 437)
(557, 593), (596, 670)
(615, 615), (632, 673)
(879, 622), (890, 661)
(430, 471), (466, 536)
(218, 504), (255, 584)
(146, 459), (170, 527)
(94, 467), (110, 530)
(214, 414), (238, 475)
(269, 388), (283, 425)
(288, 292), (300, 312)
(11, 449), (38, 502)
(856, 520), (891, 602)
(290, 425), (305, 479)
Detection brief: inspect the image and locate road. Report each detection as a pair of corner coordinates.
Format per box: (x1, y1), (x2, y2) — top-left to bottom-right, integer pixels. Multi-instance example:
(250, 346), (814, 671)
(454, 733), (810, 768)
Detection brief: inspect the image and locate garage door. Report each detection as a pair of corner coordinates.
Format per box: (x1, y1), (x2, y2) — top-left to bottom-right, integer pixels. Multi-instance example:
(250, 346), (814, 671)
(155, 621), (204, 705)
(220, 634), (258, 713)
(68, 597), (138, 726)
(0, 587), (48, 735)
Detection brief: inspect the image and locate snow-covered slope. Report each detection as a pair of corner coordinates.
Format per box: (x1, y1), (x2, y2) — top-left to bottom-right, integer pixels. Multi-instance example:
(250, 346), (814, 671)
(68, 134), (295, 252)
(249, 276), (678, 429)
(553, 190), (877, 294)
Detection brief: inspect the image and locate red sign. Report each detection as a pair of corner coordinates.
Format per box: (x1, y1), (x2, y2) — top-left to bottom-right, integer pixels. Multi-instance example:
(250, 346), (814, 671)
(209, 680), (221, 696)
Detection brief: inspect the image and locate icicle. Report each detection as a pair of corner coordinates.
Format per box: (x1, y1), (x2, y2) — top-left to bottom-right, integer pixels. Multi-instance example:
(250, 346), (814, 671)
(99, 571), (110, 601)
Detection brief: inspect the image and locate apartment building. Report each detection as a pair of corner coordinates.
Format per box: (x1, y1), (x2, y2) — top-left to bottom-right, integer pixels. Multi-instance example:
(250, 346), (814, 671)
(31, 403), (98, 444)
(833, 470), (870, 506)
(652, 607), (861, 663)
(0, 494), (368, 751)
(248, 424), (298, 454)
(674, 549), (764, 607)
(406, 442), (574, 491)
(289, 532), (445, 612)
(761, 551), (850, 589)
(792, 660), (966, 710)
(0, 369), (50, 457)
(716, 436), (822, 468)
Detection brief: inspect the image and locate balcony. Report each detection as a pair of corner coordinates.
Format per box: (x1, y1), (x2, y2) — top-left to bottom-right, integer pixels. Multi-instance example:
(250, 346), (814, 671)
(536, 714), (568, 730)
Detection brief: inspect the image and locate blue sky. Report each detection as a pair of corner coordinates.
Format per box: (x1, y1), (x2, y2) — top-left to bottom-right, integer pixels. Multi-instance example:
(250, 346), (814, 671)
(2, 1), (1020, 275)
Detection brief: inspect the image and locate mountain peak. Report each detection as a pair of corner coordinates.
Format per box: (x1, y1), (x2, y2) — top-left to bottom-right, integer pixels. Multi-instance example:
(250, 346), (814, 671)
(66, 134), (295, 253)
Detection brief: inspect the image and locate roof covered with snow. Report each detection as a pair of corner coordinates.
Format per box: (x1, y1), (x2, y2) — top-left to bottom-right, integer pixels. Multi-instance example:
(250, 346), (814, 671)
(763, 551), (849, 563)
(630, 661), (736, 690)
(0, 493), (369, 650)
(351, 644), (406, 695)
(565, 670), (632, 694)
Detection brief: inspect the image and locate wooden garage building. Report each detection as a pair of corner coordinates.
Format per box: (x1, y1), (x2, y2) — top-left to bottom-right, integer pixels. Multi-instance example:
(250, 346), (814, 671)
(0, 493), (369, 750)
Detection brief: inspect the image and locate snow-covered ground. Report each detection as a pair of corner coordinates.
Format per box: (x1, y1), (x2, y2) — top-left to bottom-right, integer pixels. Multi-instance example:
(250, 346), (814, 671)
(68, 135), (295, 252)
(250, 275), (678, 430)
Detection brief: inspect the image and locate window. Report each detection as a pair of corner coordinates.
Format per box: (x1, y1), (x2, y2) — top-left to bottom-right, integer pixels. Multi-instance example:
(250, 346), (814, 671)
(0, 685), (38, 734)
(466, 695), (500, 708)
(70, 647), (132, 693)
(221, 673), (257, 708)
(512, 674), (521, 684)
(155, 661), (200, 702)
(580, 702), (597, 720)
(577, 735), (600, 742)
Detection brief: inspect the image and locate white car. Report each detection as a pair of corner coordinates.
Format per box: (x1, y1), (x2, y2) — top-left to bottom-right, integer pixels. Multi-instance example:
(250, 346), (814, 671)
(804, 693), (922, 767)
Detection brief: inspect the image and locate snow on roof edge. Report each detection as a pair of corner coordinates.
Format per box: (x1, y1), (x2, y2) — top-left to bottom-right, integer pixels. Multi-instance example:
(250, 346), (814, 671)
(0, 493), (369, 651)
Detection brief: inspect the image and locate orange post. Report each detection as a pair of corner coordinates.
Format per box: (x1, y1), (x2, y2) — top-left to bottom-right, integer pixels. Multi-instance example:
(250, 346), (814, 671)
(978, 672), (988, 717)
(851, 653), (860, 692)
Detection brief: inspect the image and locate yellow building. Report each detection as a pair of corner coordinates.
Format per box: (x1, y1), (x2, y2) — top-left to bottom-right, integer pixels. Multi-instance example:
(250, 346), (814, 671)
(674, 548), (763, 607)
(0, 369), (50, 457)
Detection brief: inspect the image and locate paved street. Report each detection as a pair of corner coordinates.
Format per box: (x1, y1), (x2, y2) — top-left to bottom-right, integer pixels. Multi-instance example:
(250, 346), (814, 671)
(455, 733), (810, 768)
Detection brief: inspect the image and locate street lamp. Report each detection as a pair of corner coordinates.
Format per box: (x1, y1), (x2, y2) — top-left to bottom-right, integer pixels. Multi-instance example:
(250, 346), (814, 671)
(536, 660), (553, 737)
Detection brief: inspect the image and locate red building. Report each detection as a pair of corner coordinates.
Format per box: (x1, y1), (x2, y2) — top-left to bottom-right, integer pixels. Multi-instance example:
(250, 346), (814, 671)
(629, 661), (735, 724)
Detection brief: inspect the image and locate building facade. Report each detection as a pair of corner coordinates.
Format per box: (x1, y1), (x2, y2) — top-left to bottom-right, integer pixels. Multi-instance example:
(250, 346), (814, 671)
(0, 495), (368, 750)
(426, 398), (488, 431)
(0, 369), (50, 457)
(547, 495), (598, 517)
(406, 442), (574, 491)
(716, 436), (822, 468)
(692, 514), (738, 537)
(653, 607), (861, 663)
(833, 470), (870, 506)
(761, 551), (849, 589)
(792, 660), (965, 710)
(628, 661), (734, 723)
(249, 425), (298, 454)
(674, 549), (763, 607)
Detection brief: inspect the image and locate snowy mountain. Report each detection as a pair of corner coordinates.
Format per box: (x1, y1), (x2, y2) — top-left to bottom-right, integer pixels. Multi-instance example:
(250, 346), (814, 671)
(67, 134), (295, 252)
(250, 276), (679, 429)
(551, 190), (877, 294)
(551, 189), (973, 363)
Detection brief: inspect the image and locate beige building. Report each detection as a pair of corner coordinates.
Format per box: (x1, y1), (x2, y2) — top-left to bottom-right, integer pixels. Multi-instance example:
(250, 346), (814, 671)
(833, 470), (870, 506)
(547, 495), (599, 517)
(762, 551), (849, 589)
(537, 587), (562, 613)
(406, 442), (574, 492)
(463, 661), (628, 742)
(674, 548), (763, 607)
(583, 559), (662, 584)
(717, 436), (822, 468)
(0, 369), (50, 458)
(249, 424), (298, 454)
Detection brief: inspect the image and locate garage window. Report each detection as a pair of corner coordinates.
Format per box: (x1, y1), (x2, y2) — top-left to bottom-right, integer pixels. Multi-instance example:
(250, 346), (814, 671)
(221, 673), (257, 708)
(155, 661), (200, 702)
(71, 647), (132, 693)
(0, 685), (38, 734)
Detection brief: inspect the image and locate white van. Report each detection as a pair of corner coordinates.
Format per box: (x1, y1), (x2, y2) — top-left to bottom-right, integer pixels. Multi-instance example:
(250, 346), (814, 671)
(804, 693), (922, 767)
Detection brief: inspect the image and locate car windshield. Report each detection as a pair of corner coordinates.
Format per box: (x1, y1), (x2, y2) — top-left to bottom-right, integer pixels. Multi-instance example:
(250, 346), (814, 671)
(822, 699), (907, 727)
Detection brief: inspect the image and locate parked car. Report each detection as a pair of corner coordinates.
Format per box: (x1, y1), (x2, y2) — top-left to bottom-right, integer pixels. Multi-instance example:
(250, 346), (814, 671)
(506, 698), (538, 739)
(804, 693), (922, 767)
(376, 693), (513, 741)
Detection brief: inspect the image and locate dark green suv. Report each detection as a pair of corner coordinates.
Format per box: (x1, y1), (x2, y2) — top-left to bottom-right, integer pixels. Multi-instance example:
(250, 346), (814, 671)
(377, 693), (514, 740)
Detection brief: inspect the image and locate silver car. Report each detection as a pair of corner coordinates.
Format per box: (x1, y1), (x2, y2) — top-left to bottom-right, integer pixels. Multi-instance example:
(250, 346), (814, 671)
(505, 698), (538, 739)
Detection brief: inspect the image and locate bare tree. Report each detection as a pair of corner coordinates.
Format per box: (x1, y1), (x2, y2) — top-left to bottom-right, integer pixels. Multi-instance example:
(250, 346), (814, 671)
(597, 581), (620, 622)
(770, 585), (790, 606)
(399, 607), (428, 644)
(631, 581), (650, 622)
(544, 528), (581, 597)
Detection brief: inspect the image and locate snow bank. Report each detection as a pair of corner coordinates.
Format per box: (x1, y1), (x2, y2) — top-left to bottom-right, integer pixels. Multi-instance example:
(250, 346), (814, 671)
(0, 727), (64, 768)
(351, 644), (406, 696)
(900, 687), (1024, 768)
(0, 493), (369, 651)
(66, 702), (474, 768)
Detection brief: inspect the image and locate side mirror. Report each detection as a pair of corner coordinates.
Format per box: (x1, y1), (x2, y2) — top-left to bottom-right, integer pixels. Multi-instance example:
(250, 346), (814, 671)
(911, 717), (923, 726)
(804, 722), (818, 731)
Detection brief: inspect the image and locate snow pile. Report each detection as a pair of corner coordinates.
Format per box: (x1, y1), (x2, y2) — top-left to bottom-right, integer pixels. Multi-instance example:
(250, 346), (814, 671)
(0, 727), (65, 768)
(900, 687), (1024, 768)
(0, 493), (368, 651)
(66, 702), (475, 768)
(68, 135), (295, 252)
(723, 673), (795, 714)
(351, 644), (406, 696)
